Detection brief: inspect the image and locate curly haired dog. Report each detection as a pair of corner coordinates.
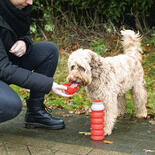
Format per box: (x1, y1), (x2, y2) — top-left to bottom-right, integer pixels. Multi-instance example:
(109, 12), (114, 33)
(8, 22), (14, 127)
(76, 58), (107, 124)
(67, 30), (147, 136)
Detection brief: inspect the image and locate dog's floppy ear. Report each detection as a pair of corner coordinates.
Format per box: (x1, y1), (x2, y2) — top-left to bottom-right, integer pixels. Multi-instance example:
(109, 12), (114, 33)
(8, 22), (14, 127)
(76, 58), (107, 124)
(89, 51), (103, 68)
(89, 51), (104, 78)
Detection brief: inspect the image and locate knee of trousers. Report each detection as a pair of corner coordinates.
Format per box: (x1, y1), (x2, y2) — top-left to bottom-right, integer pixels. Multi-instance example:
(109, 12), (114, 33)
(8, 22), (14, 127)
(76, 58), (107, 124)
(44, 42), (59, 61)
(0, 96), (22, 123)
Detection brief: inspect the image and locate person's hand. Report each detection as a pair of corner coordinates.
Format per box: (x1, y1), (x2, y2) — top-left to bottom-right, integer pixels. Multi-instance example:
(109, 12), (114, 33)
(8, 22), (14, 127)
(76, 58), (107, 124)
(51, 82), (73, 97)
(9, 40), (26, 57)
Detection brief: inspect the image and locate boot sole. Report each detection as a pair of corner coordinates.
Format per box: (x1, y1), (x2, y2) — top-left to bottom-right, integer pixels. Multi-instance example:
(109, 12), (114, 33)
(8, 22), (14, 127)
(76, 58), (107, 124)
(24, 122), (65, 130)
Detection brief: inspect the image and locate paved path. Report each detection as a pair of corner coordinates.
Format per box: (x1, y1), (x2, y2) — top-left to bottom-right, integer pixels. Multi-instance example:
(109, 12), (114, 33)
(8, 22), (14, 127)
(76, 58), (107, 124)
(0, 108), (155, 155)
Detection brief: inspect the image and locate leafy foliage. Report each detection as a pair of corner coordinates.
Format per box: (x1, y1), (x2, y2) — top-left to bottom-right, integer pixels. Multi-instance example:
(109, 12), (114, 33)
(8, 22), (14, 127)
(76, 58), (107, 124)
(12, 30), (155, 116)
(31, 0), (154, 34)
(90, 39), (107, 56)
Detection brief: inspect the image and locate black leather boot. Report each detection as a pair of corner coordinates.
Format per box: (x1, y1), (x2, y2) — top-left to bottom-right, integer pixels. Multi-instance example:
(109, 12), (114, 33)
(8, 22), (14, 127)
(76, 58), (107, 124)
(25, 98), (65, 129)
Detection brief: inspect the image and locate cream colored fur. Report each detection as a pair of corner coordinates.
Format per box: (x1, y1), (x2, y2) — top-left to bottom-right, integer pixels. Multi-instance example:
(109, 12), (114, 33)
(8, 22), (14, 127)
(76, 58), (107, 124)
(67, 30), (147, 136)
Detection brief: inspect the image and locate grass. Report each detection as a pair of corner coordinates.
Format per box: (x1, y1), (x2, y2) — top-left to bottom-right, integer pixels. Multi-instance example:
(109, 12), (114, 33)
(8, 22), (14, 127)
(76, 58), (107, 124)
(11, 31), (155, 116)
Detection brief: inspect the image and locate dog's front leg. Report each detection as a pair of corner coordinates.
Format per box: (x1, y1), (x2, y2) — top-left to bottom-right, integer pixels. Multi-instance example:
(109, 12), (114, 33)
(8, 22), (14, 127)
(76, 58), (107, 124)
(104, 94), (118, 136)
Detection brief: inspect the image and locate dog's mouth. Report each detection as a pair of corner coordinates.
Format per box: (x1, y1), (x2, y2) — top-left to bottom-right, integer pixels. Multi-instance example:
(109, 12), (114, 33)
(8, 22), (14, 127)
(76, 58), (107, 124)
(68, 78), (87, 87)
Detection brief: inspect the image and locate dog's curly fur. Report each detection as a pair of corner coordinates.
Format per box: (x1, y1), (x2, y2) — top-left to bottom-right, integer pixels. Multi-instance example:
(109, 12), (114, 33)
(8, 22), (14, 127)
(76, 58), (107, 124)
(67, 30), (147, 136)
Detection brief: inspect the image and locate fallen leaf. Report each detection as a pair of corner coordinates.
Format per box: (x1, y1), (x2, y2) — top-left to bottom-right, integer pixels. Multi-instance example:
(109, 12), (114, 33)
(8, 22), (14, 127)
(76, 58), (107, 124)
(146, 105), (151, 109)
(19, 89), (30, 94)
(103, 140), (114, 144)
(116, 120), (120, 123)
(54, 111), (64, 115)
(59, 48), (65, 53)
(79, 132), (91, 135)
(74, 109), (86, 115)
(143, 149), (155, 153)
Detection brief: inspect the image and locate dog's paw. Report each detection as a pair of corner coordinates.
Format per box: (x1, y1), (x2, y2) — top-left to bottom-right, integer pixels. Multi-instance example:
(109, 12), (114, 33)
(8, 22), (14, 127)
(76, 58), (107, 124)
(104, 129), (112, 136)
(136, 112), (147, 118)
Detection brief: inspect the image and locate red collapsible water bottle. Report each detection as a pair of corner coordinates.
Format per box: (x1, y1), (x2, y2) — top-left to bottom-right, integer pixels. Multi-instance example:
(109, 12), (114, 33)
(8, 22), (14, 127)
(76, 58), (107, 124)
(64, 83), (78, 95)
(90, 100), (104, 141)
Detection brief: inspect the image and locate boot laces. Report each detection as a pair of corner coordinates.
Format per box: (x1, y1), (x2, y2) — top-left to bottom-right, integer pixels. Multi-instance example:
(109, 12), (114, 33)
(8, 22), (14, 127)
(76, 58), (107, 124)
(41, 104), (53, 114)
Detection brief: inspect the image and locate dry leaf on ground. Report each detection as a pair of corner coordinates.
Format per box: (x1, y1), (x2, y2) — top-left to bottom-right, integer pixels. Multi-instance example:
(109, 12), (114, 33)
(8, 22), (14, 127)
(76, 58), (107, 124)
(79, 132), (91, 136)
(103, 140), (114, 144)
(143, 149), (155, 153)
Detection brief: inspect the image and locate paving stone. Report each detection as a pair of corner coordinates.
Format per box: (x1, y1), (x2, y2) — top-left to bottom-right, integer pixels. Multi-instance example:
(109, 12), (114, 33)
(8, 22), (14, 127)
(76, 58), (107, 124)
(52, 143), (92, 155)
(0, 143), (7, 155)
(23, 137), (56, 148)
(0, 134), (56, 149)
(5, 143), (29, 155)
(88, 149), (131, 155)
(28, 146), (54, 155)
(130, 141), (155, 155)
(55, 151), (78, 155)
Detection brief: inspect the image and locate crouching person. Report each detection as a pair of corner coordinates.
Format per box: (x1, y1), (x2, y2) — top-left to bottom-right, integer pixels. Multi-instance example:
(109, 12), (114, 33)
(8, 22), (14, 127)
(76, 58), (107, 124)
(0, 0), (72, 129)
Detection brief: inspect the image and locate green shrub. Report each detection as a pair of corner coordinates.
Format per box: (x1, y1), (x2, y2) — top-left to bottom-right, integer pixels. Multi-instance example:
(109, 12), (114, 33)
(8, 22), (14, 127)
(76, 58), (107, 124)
(31, 0), (154, 34)
(90, 39), (107, 56)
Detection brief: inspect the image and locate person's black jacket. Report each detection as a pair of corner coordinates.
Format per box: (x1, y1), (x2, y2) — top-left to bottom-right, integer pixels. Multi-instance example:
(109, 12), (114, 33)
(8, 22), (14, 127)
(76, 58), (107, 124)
(0, 16), (53, 93)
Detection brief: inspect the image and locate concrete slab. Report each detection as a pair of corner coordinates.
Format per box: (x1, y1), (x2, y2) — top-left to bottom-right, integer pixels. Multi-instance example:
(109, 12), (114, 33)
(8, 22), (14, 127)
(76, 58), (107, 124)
(88, 149), (131, 155)
(0, 108), (154, 155)
(4, 143), (29, 155)
(51, 143), (92, 154)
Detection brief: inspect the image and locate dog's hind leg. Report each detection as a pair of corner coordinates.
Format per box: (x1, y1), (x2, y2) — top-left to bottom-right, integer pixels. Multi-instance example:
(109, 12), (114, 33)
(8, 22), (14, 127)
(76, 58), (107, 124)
(131, 81), (147, 118)
(117, 95), (126, 116)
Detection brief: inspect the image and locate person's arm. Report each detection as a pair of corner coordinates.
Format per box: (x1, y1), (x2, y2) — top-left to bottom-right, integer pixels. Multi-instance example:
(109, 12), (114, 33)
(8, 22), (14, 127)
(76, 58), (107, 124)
(0, 39), (52, 93)
(0, 39), (72, 97)
(18, 31), (32, 55)
(9, 40), (27, 57)
(9, 30), (32, 57)
(51, 82), (73, 97)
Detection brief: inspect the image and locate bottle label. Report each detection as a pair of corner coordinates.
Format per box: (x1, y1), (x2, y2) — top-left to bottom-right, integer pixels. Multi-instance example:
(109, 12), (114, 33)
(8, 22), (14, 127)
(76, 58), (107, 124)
(91, 102), (104, 111)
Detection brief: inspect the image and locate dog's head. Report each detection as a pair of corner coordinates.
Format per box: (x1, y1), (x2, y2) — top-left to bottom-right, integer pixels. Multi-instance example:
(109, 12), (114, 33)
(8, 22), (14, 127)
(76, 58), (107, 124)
(67, 49), (103, 87)
(67, 49), (92, 86)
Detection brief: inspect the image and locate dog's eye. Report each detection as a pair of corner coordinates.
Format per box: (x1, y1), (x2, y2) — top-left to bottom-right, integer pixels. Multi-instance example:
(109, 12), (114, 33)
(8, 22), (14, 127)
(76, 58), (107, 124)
(79, 66), (85, 72)
(71, 65), (75, 70)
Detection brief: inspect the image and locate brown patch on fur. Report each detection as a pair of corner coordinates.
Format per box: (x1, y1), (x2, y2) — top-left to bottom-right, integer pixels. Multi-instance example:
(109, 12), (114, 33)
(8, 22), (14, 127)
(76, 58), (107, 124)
(121, 80), (125, 84)
(105, 82), (108, 85)
(90, 55), (102, 68)
(90, 53), (104, 79)
(130, 73), (134, 78)
(110, 65), (116, 74)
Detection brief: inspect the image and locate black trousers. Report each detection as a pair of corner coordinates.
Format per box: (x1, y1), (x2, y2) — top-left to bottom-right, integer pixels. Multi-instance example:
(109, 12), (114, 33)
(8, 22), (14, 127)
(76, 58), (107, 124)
(0, 42), (59, 123)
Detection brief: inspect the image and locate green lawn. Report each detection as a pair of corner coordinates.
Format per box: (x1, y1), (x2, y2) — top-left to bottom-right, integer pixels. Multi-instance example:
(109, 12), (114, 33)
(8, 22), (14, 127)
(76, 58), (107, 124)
(11, 34), (155, 116)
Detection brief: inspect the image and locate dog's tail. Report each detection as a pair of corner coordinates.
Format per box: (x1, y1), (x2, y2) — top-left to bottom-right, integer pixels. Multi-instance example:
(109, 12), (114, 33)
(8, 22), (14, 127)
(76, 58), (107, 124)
(120, 30), (142, 61)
